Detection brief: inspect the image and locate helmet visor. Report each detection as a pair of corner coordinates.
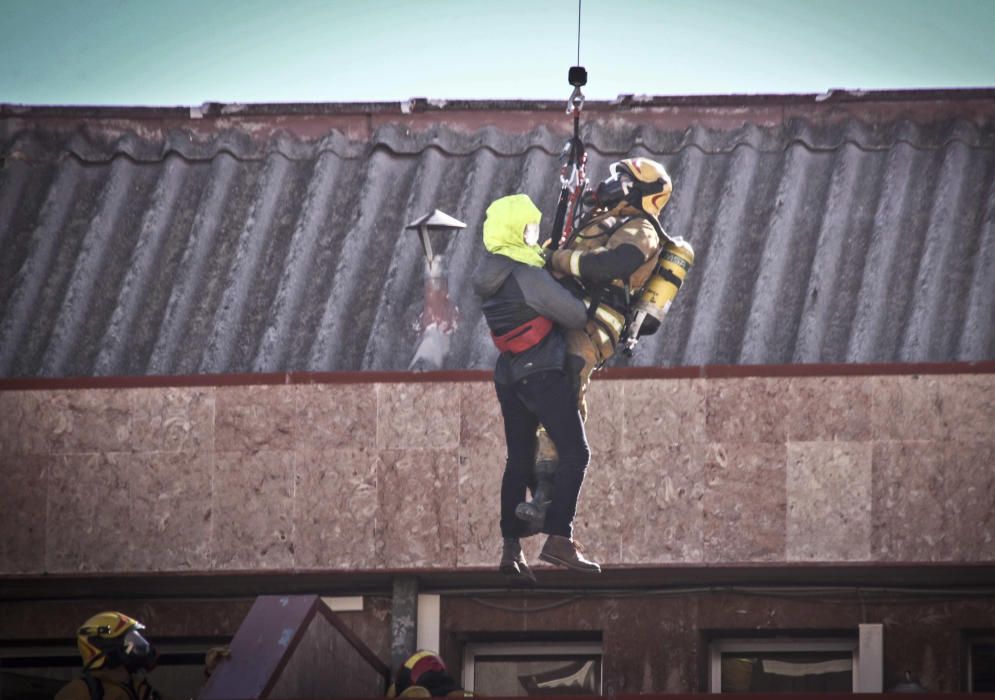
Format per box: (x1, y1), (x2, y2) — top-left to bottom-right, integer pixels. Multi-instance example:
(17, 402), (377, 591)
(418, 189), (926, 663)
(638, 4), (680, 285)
(123, 629), (150, 657)
(122, 628), (158, 671)
(595, 170), (634, 208)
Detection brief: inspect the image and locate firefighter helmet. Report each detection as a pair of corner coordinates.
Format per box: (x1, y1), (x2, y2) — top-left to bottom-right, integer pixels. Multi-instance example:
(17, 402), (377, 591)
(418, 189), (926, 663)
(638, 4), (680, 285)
(77, 611), (156, 671)
(594, 157), (673, 218)
(388, 650), (463, 697)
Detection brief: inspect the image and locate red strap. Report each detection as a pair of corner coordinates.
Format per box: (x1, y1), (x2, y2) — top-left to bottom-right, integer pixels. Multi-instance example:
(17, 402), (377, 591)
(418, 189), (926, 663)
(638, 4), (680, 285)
(491, 316), (553, 354)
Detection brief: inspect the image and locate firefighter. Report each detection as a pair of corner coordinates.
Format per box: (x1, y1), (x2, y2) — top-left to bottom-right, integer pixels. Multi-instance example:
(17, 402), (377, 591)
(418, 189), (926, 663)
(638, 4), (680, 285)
(55, 611), (162, 700)
(387, 650), (471, 697)
(516, 157), (694, 530)
(473, 193), (602, 580)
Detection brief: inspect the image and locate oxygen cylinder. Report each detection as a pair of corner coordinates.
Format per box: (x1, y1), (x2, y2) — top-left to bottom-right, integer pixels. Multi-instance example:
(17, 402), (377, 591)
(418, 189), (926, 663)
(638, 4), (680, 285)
(637, 237), (694, 321)
(623, 237), (694, 352)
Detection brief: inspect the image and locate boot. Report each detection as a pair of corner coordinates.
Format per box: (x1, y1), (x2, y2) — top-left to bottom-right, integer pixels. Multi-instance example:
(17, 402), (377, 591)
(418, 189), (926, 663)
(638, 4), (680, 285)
(539, 535), (601, 573)
(515, 459), (557, 530)
(499, 538), (537, 584)
(515, 495), (549, 532)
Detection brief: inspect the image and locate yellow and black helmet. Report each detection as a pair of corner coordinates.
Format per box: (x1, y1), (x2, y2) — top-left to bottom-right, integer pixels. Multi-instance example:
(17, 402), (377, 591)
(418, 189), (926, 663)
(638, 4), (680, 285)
(594, 157), (673, 218)
(388, 650), (465, 697)
(77, 611), (156, 671)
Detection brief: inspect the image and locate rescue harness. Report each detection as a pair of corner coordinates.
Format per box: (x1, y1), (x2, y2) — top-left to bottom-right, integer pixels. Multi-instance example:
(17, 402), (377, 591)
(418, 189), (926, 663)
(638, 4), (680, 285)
(549, 65), (589, 251)
(490, 315), (553, 354)
(489, 15), (694, 361)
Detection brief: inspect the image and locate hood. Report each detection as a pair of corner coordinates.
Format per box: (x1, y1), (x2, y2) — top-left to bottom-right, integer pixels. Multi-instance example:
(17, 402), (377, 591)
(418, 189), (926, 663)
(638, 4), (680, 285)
(471, 251), (514, 299)
(482, 194), (544, 267)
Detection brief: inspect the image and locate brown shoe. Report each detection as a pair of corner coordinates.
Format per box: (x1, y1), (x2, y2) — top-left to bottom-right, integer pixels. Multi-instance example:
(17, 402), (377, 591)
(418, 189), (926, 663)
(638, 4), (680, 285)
(539, 535), (601, 573)
(499, 539), (537, 584)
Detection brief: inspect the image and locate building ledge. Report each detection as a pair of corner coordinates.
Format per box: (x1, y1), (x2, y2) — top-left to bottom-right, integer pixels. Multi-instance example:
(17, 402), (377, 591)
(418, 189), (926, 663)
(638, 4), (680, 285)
(3, 563), (994, 601)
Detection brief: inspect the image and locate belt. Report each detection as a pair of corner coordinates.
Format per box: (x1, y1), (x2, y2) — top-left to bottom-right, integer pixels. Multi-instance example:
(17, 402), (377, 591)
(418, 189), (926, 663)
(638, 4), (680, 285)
(491, 315), (553, 354)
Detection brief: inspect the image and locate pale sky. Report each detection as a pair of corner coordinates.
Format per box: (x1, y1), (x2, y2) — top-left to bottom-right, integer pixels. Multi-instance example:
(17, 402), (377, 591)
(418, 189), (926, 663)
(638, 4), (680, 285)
(2, 0), (994, 106)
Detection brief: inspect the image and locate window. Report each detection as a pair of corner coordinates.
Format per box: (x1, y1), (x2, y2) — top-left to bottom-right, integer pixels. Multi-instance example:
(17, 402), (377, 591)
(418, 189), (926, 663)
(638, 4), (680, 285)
(969, 638), (995, 693)
(0, 645), (76, 700)
(0, 638), (229, 700)
(462, 642), (602, 696)
(709, 638), (857, 693)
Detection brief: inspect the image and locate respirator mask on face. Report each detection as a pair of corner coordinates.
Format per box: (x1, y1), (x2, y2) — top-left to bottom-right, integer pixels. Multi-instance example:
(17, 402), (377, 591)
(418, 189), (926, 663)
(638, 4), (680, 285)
(591, 169), (636, 210)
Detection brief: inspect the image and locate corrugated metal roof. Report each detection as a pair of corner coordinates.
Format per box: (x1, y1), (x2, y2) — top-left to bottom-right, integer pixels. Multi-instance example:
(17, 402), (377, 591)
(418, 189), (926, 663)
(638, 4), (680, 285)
(1, 90), (993, 378)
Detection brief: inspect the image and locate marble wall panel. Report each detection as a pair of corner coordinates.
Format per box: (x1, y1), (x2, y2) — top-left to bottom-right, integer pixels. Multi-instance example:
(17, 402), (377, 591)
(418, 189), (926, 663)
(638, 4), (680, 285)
(706, 378), (788, 444)
(377, 449), (459, 568)
(215, 385), (297, 452)
(872, 441), (953, 561)
(871, 440), (994, 562)
(3, 371), (990, 577)
(622, 378), (707, 451)
(571, 448), (624, 565)
(615, 444), (706, 563)
(130, 387), (215, 453)
(0, 391), (65, 455)
(786, 442), (873, 561)
(702, 443), (787, 562)
(458, 382), (502, 454)
(939, 374), (995, 443)
(297, 384), (377, 451)
(784, 377), (873, 442)
(0, 454), (47, 573)
(47, 453), (135, 572)
(212, 450), (295, 569)
(0, 392), (14, 455)
(128, 451), (213, 570)
(584, 379), (625, 454)
(457, 383), (506, 567)
(294, 447), (378, 569)
(871, 375), (946, 441)
(456, 445), (506, 568)
(937, 441), (995, 561)
(377, 383), (460, 450)
(63, 390), (138, 453)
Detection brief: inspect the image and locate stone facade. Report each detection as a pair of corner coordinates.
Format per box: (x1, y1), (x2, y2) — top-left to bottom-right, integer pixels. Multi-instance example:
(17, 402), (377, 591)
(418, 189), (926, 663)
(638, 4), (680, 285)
(1, 372), (993, 575)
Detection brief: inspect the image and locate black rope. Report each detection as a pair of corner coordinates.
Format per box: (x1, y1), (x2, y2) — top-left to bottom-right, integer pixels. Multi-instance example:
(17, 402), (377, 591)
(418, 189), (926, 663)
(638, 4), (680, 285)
(576, 0), (582, 65)
(549, 0), (588, 252)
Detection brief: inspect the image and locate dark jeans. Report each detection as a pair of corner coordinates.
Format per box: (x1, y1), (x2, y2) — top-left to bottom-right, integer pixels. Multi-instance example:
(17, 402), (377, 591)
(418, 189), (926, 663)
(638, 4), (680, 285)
(495, 370), (591, 539)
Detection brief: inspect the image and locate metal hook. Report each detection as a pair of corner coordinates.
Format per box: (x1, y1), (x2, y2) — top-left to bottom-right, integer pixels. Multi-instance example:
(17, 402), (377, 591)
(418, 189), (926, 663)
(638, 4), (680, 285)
(566, 85), (585, 115)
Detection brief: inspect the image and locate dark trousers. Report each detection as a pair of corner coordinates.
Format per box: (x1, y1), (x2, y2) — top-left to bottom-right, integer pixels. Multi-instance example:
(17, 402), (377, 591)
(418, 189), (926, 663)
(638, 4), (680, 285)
(495, 370), (591, 539)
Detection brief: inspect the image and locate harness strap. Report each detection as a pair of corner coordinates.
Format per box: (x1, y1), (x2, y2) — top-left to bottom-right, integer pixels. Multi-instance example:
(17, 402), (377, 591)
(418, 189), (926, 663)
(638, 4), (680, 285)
(491, 316), (553, 354)
(83, 673), (105, 700)
(585, 299), (625, 345)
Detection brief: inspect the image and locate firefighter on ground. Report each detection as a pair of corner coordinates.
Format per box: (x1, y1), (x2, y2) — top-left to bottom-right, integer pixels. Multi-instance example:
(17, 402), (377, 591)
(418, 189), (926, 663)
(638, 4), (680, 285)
(473, 193), (602, 581)
(515, 156), (695, 530)
(55, 611), (162, 700)
(387, 650), (471, 697)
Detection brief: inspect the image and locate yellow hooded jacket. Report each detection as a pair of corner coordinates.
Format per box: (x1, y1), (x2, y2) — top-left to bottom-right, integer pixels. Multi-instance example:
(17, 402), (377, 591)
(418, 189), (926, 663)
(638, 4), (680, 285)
(472, 194), (588, 385)
(482, 194), (545, 268)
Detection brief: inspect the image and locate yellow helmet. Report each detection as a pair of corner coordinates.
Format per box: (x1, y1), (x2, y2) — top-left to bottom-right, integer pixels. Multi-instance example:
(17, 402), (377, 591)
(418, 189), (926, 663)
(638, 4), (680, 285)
(388, 650), (459, 697)
(595, 157), (673, 218)
(77, 611), (155, 671)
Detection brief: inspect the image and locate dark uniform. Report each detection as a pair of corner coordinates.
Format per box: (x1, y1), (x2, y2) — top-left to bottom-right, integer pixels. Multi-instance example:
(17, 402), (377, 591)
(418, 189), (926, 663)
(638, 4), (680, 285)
(522, 158), (693, 519)
(473, 193), (602, 577)
(474, 245), (589, 540)
(55, 666), (161, 700)
(530, 208), (666, 465)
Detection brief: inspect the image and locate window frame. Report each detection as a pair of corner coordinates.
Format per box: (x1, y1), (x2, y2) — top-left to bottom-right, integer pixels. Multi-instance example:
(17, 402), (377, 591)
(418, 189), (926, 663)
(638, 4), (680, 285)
(967, 634), (995, 693)
(461, 641), (603, 694)
(708, 637), (859, 693)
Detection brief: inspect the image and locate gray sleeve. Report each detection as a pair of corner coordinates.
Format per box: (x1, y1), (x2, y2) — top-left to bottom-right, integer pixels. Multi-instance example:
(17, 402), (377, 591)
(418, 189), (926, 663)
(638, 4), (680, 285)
(514, 266), (588, 330)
